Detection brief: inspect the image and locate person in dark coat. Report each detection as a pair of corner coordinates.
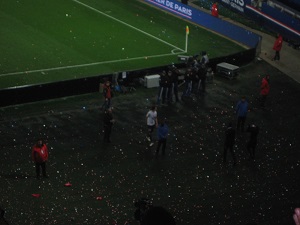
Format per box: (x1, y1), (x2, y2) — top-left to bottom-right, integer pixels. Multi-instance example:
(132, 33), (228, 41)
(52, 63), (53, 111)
(198, 63), (207, 94)
(103, 107), (114, 143)
(223, 122), (237, 165)
(200, 51), (209, 66)
(181, 68), (193, 98)
(157, 71), (169, 105)
(246, 123), (259, 159)
(170, 66), (180, 102)
(236, 96), (249, 132)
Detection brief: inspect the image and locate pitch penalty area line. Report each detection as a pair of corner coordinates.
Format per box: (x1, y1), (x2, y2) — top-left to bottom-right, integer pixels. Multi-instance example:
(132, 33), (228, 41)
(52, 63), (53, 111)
(0, 51), (185, 77)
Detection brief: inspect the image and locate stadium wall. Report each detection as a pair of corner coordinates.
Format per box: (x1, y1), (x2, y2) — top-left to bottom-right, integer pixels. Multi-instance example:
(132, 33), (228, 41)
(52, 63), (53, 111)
(218, 0), (300, 43)
(144, 0), (261, 48)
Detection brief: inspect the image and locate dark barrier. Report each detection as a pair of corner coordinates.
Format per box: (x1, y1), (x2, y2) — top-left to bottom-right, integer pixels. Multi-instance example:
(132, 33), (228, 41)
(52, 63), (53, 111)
(0, 48), (256, 108)
(0, 76), (103, 107)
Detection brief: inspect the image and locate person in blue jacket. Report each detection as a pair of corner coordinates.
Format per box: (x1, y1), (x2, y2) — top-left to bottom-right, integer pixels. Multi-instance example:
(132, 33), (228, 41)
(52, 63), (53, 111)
(155, 119), (169, 157)
(236, 96), (249, 132)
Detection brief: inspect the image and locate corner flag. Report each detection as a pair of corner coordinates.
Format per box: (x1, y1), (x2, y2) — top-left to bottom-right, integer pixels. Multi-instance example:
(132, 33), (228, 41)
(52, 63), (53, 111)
(186, 26), (189, 35)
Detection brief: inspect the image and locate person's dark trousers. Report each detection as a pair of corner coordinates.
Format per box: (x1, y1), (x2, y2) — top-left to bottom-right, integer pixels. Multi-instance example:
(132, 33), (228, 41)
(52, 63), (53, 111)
(161, 87), (168, 104)
(182, 81), (192, 97)
(147, 125), (155, 142)
(167, 85), (173, 103)
(156, 87), (163, 105)
(156, 138), (167, 156)
(191, 81), (198, 94)
(104, 126), (112, 143)
(102, 99), (111, 110)
(36, 162), (47, 178)
(247, 141), (257, 159)
(223, 145), (236, 165)
(237, 116), (246, 132)
(274, 51), (280, 60)
(201, 78), (206, 93)
(260, 95), (267, 107)
(173, 82), (179, 102)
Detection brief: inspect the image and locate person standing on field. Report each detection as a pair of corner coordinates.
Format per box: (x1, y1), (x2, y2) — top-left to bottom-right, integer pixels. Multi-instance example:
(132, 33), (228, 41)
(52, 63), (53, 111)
(211, 2), (219, 17)
(155, 119), (169, 157)
(32, 139), (49, 179)
(272, 33), (283, 61)
(246, 123), (259, 159)
(102, 80), (113, 110)
(260, 75), (270, 108)
(236, 96), (249, 132)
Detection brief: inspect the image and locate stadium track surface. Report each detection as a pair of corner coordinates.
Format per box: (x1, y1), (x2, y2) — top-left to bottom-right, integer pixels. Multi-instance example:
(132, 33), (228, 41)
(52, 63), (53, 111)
(0, 3), (300, 225)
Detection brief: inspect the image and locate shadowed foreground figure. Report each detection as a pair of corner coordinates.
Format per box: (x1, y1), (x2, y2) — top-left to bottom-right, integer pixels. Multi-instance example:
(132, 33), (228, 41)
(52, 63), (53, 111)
(141, 206), (176, 225)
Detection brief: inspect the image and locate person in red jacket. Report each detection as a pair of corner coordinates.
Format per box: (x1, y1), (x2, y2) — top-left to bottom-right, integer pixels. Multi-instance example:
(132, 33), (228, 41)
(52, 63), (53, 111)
(102, 80), (113, 110)
(32, 139), (49, 179)
(260, 75), (270, 107)
(272, 33), (283, 61)
(211, 2), (219, 17)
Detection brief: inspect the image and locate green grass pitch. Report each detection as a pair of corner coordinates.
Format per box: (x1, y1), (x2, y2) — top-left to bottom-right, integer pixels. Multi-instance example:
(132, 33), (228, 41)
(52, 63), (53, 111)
(0, 0), (244, 89)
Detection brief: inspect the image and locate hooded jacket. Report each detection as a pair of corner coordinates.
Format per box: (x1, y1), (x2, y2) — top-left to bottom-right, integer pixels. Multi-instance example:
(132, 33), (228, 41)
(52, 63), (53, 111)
(32, 144), (49, 163)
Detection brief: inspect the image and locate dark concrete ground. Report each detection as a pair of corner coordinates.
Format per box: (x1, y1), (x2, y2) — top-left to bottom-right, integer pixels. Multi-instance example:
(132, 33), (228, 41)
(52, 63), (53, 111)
(0, 59), (300, 225)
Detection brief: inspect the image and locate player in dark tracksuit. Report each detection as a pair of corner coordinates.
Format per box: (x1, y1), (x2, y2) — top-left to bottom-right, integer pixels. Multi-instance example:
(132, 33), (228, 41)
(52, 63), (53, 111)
(198, 63), (207, 94)
(170, 67), (180, 102)
(157, 71), (169, 105)
(166, 70), (173, 104)
(181, 68), (193, 98)
(191, 67), (200, 94)
(246, 123), (259, 159)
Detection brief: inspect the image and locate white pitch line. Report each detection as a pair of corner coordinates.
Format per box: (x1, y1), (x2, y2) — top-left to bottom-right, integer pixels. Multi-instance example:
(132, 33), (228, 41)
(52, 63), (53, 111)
(0, 52), (184, 77)
(72, 0), (184, 52)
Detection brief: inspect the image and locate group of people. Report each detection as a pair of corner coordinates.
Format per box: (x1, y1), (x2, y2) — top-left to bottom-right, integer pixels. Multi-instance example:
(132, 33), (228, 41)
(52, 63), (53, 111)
(156, 67), (180, 105)
(223, 104), (260, 166)
(146, 105), (169, 157)
(223, 73), (270, 165)
(157, 52), (210, 105)
(101, 79), (169, 157)
(224, 98), (260, 165)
